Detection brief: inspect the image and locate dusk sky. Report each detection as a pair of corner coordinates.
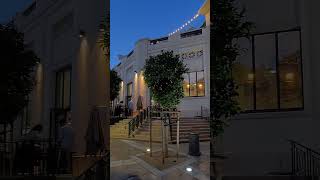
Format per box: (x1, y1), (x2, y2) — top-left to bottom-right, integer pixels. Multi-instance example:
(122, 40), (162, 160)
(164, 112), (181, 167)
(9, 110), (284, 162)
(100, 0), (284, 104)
(111, 0), (205, 68)
(0, 0), (32, 23)
(1, 0), (205, 69)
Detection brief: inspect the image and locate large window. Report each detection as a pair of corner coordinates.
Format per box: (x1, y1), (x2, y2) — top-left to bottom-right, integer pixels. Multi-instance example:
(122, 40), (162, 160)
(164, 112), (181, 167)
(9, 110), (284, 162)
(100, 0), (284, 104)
(20, 99), (32, 135)
(234, 29), (303, 112)
(126, 82), (133, 107)
(55, 67), (71, 109)
(183, 71), (205, 97)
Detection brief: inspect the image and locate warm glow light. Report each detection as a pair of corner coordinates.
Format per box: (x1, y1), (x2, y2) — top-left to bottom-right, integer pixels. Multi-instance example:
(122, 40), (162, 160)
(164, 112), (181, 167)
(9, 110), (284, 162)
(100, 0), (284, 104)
(285, 72), (295, 81)
(146, 148), (150, 152)
(247, 73), (254, 81)
(187, 84), (190, 88)
(198, 84), (203, 88)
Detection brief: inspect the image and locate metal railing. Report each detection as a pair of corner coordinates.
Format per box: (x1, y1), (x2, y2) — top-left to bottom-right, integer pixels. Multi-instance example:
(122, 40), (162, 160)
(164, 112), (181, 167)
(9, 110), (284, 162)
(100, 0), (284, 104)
(128, 108), (149, 137)
(289, 139), (320, 176)
(76, 153), (109, 180)
(0, 139), (71, 176)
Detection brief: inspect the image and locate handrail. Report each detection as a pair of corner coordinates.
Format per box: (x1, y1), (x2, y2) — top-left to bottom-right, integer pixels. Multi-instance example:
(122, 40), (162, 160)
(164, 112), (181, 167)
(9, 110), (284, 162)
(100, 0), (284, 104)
(288, 139), (320, 176)
(75, 152), (109, 180)
(0, 139), (65, 176)
(128, 108), (149, 137)
(288, 139), (320, 156)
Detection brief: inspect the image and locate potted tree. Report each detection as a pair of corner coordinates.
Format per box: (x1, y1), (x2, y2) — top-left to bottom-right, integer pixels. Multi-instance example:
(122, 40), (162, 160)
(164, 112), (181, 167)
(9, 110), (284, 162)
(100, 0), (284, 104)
(144, 51), (188, 158)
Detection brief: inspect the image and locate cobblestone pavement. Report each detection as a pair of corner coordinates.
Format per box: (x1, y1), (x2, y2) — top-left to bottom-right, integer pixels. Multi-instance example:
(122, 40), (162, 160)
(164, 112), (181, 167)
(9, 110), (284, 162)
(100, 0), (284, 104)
(110, 139), (210, 180)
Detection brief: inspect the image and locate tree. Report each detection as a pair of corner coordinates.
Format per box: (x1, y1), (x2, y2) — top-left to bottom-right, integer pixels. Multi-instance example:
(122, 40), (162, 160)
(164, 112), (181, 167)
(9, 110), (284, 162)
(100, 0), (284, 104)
(1, 22), (39, 125)
(144, 51), (188, 158)
(210, 0), (253, 178)
(144, 51), (188, 108)
(110, 70), (122, 102)
(99, 13), (110, 60)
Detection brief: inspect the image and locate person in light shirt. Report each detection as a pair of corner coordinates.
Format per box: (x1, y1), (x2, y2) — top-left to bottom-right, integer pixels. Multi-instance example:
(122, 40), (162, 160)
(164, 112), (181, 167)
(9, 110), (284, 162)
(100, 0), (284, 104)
(58, 111), (74, 173)
(128, 99), (133, 117)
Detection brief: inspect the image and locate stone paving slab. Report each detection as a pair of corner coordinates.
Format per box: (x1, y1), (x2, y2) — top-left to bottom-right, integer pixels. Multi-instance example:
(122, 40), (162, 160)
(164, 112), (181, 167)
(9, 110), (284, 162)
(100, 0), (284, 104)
(110, 139), (144, 161)
(110, 139), (210, 180)
(137, 150), (187, 171)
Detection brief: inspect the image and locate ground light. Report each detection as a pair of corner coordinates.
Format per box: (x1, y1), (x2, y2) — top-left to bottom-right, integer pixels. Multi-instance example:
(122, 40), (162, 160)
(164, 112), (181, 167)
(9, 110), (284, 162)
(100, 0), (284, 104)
(186, 167), (193, 172)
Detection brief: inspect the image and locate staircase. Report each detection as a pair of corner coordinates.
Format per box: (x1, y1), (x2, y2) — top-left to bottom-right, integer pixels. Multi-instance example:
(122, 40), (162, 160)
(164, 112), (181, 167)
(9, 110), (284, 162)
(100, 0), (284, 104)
(171, 118), (210, 143)
(110, 117), (210, 143)
(110, 119), (131, 139)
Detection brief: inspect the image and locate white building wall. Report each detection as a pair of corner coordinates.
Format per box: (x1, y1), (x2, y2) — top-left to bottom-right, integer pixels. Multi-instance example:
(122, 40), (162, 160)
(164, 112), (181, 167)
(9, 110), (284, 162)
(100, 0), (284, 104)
(114, 26), (210, 118)
(14, 0), (109, 154)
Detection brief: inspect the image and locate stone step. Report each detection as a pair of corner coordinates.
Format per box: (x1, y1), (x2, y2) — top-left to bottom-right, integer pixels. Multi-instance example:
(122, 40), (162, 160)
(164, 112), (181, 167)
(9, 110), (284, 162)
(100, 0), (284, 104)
(172, 137), (211, 143)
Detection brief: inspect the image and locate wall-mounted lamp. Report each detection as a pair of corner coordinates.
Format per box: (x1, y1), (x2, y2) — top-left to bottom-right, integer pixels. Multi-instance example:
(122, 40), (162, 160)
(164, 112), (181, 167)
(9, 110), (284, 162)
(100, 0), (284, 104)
(79, 30), (86, 38)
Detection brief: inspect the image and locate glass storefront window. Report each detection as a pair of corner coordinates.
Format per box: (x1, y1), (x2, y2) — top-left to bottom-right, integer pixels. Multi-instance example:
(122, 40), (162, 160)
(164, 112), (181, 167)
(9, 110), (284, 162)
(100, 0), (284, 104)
(255, 34), (278, 110)
(233, 29), (303, 112)
(197, 71), (205, 96)
(278, 31), (303, 109)
(190, 72), (197, 97)
(183, 74), (190, 97)
(55, 67), (71, 109)
(233, 37), (254, 111)
(183, 71), (205, 97)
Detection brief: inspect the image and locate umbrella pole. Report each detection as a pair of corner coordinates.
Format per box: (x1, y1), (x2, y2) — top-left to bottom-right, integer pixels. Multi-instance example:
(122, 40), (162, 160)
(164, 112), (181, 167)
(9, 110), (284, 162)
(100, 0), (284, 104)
(176, 113), (180, 159)
(161, 113), (165, 165)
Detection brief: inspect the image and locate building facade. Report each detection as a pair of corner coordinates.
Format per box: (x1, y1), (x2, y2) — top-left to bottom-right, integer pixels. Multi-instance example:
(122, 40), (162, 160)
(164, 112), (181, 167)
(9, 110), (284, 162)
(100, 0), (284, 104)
(114, 1), (210, 118)
(11, 0), (109, 154)
(218, 0), (320, 175)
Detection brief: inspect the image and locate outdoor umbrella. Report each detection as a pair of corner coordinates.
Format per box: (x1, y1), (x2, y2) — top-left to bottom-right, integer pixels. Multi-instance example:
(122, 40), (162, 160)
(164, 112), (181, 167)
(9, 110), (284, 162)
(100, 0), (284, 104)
(85, 108), (105, 155)
(136, 95), (143, 111)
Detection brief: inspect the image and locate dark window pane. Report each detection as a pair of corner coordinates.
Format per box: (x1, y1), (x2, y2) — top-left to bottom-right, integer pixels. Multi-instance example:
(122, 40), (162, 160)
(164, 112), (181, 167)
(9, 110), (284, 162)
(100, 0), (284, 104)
(278, 31), (303, 109)
(55, 68), (71, 109)
(197, 71), (205, 96)
(127, 83), (133, 97)
(189, 72), (197, 96)
(255, 34), (278, 110)
(63, 70), (71, 109)
(183, 73), (190, 97)
(233, 37), (254, 111)
(56, 72), (64, 108)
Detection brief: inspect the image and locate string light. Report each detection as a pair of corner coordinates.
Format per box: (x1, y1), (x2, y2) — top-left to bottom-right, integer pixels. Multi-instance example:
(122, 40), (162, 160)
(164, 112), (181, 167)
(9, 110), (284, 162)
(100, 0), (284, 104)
(168, 13), (200, 36)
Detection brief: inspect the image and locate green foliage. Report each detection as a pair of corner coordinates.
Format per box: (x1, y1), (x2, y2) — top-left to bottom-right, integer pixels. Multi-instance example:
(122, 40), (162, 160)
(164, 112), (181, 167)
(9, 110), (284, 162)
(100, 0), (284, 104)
(211, 0), (253, 138)
(1, 22), (40, 124)
(110, 70), (122, 101)
(144, 51), (188, 108)
(99, 13), (110, 59)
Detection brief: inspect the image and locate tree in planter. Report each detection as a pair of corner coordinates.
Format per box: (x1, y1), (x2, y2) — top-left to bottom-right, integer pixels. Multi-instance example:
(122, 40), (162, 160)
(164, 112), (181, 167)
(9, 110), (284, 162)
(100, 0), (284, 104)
(144, 51), (188, 109)
(99, 13), (110, 59)
(110, 70), (122, 102)
(144, 51), (188, 157)
(110, 70), (121, 117)
(0, 22), (39, 138)
(211, 0), (253, 178)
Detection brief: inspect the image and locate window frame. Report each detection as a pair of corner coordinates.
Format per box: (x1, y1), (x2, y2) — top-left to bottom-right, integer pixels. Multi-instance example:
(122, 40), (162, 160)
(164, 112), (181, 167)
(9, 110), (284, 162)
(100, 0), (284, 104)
(184, 71), (205, 97)
(239, 28), (304, 113)
(55, 66), (72, 110)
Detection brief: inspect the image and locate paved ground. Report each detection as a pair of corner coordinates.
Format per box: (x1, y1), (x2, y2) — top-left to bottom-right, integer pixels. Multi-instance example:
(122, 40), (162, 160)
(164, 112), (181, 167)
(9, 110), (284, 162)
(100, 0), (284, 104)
(110, 139), (210, 180)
